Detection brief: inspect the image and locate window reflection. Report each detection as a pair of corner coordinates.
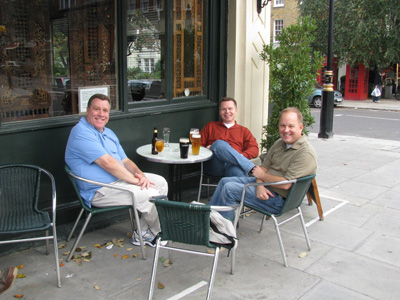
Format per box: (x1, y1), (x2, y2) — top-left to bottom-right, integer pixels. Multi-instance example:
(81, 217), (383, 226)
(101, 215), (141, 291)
(127, 1), (165, 102)
(0, 0), (117, 123)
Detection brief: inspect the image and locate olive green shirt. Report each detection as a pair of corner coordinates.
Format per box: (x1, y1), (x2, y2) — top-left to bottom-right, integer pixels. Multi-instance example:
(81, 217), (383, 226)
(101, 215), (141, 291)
(262, 135), (317, 198)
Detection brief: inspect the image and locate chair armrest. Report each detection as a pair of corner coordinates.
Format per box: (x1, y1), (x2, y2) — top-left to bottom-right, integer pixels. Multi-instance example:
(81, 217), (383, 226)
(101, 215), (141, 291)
(211, 204), (239, 212)
(68, 172), (134, 194)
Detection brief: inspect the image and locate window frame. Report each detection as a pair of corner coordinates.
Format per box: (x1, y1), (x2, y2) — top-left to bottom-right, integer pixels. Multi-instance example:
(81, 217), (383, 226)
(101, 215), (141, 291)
(274, 19), (284, 43)
(274, 0), (284, 7)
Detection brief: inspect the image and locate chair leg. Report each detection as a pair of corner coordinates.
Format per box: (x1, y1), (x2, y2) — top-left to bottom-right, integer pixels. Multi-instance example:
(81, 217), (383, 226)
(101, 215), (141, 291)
(52, 227), (62, 288)
(298, 207), (311, 251)
(128, 208), (135, 234)
(197, 163), (204, 201)
(148, 239), (161, 300)
(67, 208), (85, 242)
(271, 215), (288, 267)
(206, 247), (220, 300)
(131, 207), (147, 260)
(45, 230), (50, 255)
(230, 241), (237, 275)
(67, 213), (93, 262)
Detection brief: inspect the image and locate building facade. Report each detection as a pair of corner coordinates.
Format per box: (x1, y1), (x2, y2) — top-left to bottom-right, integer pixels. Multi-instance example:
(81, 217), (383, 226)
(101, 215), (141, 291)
(0, 0), (270, 226)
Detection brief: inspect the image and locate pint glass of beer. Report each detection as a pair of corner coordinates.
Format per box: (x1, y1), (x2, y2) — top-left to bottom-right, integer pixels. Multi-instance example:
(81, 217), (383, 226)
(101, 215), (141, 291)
(191, 134), (201, 155)
(179, 138), (190, 159)
(189, 128), (199, 143)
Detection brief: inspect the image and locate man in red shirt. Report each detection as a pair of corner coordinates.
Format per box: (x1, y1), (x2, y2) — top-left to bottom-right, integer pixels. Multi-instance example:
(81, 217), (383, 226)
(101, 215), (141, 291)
(200, 97), (259, 177)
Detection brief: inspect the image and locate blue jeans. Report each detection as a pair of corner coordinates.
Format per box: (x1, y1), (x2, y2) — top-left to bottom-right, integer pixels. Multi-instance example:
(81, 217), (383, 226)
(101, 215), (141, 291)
(209, 177), (285, 221)
(204, 140), (255, 177)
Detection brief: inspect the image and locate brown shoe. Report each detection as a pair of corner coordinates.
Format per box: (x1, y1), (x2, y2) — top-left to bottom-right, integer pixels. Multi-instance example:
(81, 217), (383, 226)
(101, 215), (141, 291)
(0, 267), (18, 295)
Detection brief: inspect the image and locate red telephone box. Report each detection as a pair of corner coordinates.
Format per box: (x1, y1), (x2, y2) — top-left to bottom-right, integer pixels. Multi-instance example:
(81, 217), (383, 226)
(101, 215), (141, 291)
(345, 64), (369, 100)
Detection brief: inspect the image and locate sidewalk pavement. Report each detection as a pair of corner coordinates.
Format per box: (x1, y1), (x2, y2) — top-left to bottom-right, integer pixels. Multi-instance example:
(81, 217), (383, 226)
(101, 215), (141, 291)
(340, 97), (400, 111)
(1, 101), (400, 299)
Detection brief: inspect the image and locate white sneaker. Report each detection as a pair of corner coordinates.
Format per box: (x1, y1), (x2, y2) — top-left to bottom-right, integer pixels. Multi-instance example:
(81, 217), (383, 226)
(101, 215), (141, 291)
(131, 228), (167, 248)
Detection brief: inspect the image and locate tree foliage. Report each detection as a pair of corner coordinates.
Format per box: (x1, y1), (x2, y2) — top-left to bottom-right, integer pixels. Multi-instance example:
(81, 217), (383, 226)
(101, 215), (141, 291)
(299, 0), (400, 69)
(260, 17), (322, 151)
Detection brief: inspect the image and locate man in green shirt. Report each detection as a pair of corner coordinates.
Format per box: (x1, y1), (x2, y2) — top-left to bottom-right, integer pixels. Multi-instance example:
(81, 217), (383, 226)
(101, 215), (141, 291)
(209, 107), (317, 220)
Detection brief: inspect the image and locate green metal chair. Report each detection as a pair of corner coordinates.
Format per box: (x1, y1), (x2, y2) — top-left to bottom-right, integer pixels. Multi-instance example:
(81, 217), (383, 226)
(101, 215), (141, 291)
(148, 198), (238, 300)
(64, 165), (147, 261)
(233, 174), (316, 267)
(0, 164), (61, 288)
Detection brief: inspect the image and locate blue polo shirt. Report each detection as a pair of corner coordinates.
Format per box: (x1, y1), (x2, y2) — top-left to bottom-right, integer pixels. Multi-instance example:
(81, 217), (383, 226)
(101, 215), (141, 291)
(65, 117), (128, 206)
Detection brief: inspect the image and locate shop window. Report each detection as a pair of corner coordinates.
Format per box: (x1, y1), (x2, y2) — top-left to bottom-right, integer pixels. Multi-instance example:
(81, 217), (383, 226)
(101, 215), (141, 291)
(126, 0), (206, 103)
(274, 0), (284, 7)
(0, 0), (118, 123)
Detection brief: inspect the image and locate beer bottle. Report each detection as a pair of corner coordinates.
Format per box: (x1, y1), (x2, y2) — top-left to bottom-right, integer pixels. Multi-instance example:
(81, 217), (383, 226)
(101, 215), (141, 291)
(151, 127), (158, 154)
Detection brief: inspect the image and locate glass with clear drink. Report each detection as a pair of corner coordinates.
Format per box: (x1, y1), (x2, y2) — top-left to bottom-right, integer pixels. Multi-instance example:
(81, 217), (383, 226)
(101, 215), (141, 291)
(163, 127), (170, 149)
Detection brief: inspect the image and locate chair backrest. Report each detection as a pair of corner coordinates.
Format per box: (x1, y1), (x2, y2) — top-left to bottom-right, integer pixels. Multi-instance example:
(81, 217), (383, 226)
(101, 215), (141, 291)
(0, 164), (54, 233)
(64, 164), (90, 210)
(154, 199), (215, 248)
(277, 174), (316, 216)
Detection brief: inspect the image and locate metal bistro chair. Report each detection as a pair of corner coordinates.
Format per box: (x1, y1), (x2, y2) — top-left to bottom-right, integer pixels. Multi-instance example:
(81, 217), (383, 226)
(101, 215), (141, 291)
(64, 165), (147, 261)
(148, 198), (238, 300)
(234, 174), (316, 267)
(0, 164), (61, 287)
(197, 161), (222, 201)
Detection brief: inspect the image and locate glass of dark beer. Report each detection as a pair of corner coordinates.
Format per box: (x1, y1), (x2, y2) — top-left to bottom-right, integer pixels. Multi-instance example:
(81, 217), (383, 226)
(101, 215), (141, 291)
(179, 138), (190, 159)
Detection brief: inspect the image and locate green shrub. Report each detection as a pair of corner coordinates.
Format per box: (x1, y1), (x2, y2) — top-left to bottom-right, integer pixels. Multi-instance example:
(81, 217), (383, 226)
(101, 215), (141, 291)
(260, 17), (323, 151)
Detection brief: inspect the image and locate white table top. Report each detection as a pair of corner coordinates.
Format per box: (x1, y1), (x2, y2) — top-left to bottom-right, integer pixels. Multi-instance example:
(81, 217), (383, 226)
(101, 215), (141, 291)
(136, 143), (213, 164)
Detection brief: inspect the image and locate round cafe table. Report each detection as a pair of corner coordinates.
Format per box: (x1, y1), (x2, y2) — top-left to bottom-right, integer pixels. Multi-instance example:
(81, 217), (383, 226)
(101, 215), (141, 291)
(136, 143), (213, 201)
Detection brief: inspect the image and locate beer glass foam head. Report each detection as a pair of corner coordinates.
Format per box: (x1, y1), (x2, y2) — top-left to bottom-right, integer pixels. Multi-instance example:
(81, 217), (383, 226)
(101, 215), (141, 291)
(180, 138), (189, 143)
(192, 134), (200, 139)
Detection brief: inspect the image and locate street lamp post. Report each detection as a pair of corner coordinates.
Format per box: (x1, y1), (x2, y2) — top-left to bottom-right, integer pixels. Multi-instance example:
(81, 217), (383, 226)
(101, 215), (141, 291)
(319, 0), (335, 139)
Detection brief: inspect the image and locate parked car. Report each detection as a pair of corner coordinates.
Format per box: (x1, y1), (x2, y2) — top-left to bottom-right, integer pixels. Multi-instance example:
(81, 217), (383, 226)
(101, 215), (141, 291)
(308, 84), (343, 108)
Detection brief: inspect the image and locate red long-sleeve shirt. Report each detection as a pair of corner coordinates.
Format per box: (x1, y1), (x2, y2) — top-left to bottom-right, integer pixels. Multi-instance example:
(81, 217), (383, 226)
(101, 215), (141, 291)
(200, 121), (259, 159)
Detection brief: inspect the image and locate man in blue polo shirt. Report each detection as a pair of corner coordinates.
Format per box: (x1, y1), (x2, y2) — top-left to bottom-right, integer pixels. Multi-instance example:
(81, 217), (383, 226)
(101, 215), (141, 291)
(65, 94), (167, 247)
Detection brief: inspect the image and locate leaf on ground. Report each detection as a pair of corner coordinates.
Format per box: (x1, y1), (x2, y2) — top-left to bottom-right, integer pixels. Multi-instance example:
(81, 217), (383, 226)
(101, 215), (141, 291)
(16, 265), (24, 269)
(94, 284), (100, 290)
(60, 262), (65, 267)
(127, 232), (133, 238)
(158, 256), (165, 263)
(298, 252), (308, 258)
(63, 251), (71, 256)
(81, 258), (90, 262)
(13, 294), (23, 298)
(206, 249), (215, 254)
(163, 259), (171, 267)
(240, 232), (244, 235)
(17, 274), (26, 278)
(121, 255), (130, 259)
(75, 246), (86, 252)
(245, 213), (251, 217)
(136, 278), (142, 281)
(92, 243), (102, 248)
(132, 253), (139, 258)
(58, 244), (66, 249)
(126, 248), (133, 251)
(81, 251), (92, 258)
(157, 281), (165, 289)
(104, 241), (113, 247)
(112, 238), (125, 248)
(113, 253), (118, 258)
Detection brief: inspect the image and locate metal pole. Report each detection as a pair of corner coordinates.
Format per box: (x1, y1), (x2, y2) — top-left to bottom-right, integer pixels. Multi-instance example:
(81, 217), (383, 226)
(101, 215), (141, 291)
(318, 0), (335, 139)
